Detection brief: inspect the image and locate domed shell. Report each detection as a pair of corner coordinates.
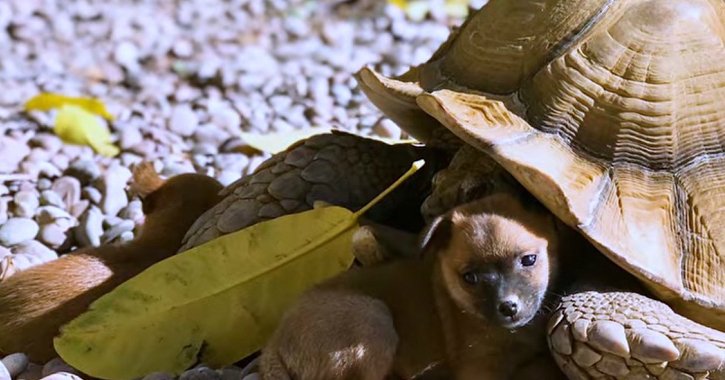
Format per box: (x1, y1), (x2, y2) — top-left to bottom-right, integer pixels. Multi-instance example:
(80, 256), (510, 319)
(358, 0), (725, 329)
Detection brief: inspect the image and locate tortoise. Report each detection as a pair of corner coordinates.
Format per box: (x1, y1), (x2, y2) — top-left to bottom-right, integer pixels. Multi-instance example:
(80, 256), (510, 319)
(182, 0), (725, 378)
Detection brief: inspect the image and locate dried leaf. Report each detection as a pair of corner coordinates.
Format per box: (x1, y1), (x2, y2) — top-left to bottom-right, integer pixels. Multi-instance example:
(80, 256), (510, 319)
(240, 127), (417, 154)
(389, 0), (473, 20)
(55, 160), (425, 380)
(25, 93), (114, 121)
(240, 126), (334, 154)
(54, 105), (119, 157)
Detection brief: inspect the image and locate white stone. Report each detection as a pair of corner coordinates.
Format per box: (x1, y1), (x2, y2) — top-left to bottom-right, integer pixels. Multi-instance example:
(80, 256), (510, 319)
(0, 218), (39, 246)
(13, 190), (39, 218)
(1, 353), (29, 377)
(169, 104), (199, 137)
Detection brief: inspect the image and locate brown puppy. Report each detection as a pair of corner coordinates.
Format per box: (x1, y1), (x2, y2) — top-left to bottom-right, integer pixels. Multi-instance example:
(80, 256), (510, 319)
(0, 164), (223, 361)
(261, 193), (565, 380)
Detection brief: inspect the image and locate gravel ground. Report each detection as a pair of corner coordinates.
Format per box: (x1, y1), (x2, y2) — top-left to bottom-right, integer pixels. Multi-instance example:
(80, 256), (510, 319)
(0, 0), (479, 378)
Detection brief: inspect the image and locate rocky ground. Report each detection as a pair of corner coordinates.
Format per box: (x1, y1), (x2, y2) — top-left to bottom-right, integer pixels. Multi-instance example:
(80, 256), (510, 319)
(0, 0), (479, 378)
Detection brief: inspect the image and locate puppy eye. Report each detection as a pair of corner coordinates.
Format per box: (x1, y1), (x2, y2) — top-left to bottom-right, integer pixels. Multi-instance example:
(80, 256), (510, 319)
(462, 271), (479, 285)
(521, 254), (537, 267)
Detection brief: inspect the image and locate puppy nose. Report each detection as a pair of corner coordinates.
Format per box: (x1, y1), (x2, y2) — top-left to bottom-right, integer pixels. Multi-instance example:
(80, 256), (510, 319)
(498, 301), (518, 317)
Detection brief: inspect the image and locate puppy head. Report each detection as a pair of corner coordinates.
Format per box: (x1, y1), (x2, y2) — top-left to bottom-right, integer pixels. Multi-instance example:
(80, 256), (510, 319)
(421, 193), (559, 329)
(141, 173), (223, 217)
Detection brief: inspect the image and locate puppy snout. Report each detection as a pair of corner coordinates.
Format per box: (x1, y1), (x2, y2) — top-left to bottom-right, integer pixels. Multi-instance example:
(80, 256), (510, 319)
(498, 301), (518, 318)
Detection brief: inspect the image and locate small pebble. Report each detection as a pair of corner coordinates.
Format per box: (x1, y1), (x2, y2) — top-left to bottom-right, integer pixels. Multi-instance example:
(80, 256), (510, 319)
(114, 40), (140, 71)
(179, 367), (222, 380)
(373, 118), (402, 139)
(39, 222), (69, 248)
(66, 159), (101, 186)
(210, 105), (241, 132)
(98, 164), (132, 216)
(0, 218), (39, 246)
(0, 361), (10, 380)
(0, 198), (8, 224)
(40, 190), (66, 208)
(52, 177), (82, 210)
(169, 105), (199, 137)
(218, 366), (243, 380)
(2, 353), (29, 377)
(0, 137), (30, 174)
(16, 362), (43, 380)
(36, 205), (74, 225)
(82, 186), (102, 205)
(0, 246), (10, 261)
(119, 199), (144, 223)
(39, 373), (83, 380)
(119, 125), (143, 149)
(142, 372), (175, 380)
(41, 359), (78, 378)
(13, 190), (39, 218)
(101, 219), (135, 243)
(75, 206), (104, 247)
(172, 39), (194, 58)
(119, 230), (135, 242)
(12, 240), (57, 263)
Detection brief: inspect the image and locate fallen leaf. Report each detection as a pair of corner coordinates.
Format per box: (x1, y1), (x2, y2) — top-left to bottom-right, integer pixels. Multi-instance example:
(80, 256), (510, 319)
(240, 127), (417, 154)
(55, 160), (425, 379)
(240, 126), (334, 154)
(389, 0), (473, 20)
(24, 93), (119, 156)
(25, 93), (114, 121)
(54, 105), (119, 157)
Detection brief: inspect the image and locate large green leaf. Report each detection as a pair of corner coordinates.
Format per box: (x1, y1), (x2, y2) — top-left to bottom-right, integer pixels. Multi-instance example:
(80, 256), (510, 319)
(55, 160), (424, 379)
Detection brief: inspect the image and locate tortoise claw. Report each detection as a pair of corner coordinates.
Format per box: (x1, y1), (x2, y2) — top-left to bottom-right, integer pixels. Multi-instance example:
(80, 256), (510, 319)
(548, 291), (725, 379)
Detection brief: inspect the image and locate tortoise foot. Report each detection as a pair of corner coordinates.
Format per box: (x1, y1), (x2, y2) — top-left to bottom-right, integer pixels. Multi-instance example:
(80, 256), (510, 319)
(548, 291), (725, 380)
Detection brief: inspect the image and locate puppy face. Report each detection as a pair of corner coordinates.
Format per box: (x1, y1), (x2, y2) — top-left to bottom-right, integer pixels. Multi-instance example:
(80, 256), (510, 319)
(423, 193), (558, 329)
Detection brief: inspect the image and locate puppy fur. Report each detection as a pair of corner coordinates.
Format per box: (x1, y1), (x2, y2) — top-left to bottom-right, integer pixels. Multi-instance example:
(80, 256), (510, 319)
(0, 165), (223, 361)
(261, 192), (566, 380)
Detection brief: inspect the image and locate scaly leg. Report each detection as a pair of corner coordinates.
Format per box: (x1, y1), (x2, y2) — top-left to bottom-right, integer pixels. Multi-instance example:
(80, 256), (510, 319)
(548, 291), (725, 380)
(181, 131), (448, 250)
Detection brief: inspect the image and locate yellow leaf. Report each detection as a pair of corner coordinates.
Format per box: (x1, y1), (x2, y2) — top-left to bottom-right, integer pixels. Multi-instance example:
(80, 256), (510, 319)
(389, 0), (408, 8)
(240, 126), (334, 154)
(389, 0), (472, 19)
(25, 93), (114, 121)
(444, 0), (471, 17)
(55, 160), (425, 380)
(54, 105), (120, 157)
(240, 127), (417, 155)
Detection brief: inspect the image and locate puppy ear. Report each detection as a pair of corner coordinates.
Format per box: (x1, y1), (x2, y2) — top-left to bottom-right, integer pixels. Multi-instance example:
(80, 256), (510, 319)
(130, 162), (165, 198)
(419, 215), (452, 256)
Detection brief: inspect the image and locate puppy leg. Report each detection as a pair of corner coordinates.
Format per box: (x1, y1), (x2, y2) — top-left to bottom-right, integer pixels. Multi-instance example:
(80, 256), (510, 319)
(261, 289), (398, 380)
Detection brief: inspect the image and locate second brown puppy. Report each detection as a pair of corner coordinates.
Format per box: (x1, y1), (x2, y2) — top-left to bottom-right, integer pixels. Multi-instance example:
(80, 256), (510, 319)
(261, 193), (566, 380)
(0, 164), (223, 361)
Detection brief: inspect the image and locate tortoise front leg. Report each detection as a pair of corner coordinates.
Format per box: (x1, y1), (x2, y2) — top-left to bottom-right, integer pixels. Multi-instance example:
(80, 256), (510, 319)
(181, 131), (448, 251)
(548, 291), (725, 380)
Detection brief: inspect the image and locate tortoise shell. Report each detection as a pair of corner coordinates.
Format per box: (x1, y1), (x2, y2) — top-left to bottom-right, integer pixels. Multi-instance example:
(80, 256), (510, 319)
(357, 0), (725, 329)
